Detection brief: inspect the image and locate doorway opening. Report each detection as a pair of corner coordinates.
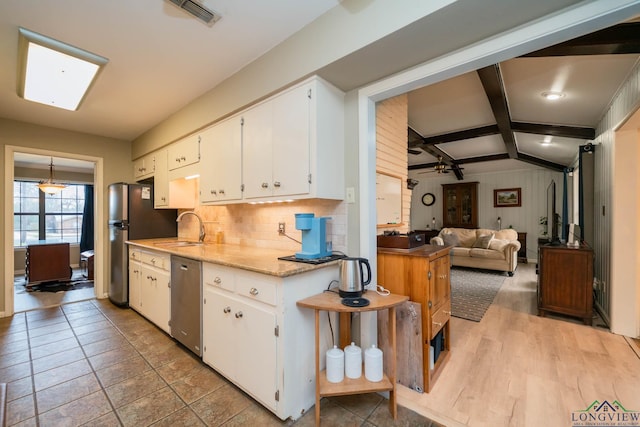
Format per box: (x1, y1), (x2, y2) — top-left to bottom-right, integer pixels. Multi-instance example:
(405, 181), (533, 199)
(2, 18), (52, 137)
(4, 146), (104, 316)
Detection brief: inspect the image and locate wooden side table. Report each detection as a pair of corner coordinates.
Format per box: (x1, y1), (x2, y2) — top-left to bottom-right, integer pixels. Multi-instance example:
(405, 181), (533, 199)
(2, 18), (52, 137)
(297, 292), (408, 426)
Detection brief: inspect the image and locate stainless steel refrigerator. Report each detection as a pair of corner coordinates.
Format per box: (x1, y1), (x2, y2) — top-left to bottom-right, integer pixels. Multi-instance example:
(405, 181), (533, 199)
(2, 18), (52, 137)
(108, 183), (177, 306)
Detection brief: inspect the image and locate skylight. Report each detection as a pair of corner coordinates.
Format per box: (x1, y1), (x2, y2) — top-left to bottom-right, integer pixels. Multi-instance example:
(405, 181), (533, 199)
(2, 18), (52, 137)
(17, 28), (108, 111)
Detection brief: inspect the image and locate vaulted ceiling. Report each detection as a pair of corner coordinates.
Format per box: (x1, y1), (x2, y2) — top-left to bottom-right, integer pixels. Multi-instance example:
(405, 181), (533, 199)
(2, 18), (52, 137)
(408, 22), (640, 179)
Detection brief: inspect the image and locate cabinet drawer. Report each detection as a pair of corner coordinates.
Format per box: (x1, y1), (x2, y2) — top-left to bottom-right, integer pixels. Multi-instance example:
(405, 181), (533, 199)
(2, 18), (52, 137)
(203, 263), (235, 292)
(236, 274), (277, 306)
(140, 252), (170, 270)
(129, 249), (141, 262)
(431, 299), (451, 339)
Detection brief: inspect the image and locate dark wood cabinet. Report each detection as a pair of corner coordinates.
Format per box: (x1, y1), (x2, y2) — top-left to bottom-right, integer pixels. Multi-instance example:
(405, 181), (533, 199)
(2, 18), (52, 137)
(517, 232), (527, 263)
(442, 182), (478, 228)
(537, 244), (594, 325)
(25, 242), (71, 285)
(413, 229), (441, 242)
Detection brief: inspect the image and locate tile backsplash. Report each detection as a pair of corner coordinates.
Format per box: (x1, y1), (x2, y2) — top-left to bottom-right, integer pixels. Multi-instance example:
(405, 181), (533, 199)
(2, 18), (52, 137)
(177, 199), (347, 253)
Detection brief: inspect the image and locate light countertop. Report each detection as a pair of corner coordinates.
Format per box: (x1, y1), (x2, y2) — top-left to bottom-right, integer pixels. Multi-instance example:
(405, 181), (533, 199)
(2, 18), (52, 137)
(127, 238), (339, 277)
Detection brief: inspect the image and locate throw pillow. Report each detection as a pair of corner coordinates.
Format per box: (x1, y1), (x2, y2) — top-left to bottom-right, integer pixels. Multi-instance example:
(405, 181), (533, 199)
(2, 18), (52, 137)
(473, 233), (494, 249)
(442, 233), (460, 247)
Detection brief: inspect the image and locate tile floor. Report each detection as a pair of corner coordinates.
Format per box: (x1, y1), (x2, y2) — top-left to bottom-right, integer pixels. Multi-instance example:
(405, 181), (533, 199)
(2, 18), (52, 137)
(1, 299), (440, 426)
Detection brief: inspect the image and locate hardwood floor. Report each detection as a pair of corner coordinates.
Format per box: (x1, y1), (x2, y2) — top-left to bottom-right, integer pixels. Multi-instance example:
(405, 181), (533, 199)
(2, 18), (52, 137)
(396, 263), (640, 427)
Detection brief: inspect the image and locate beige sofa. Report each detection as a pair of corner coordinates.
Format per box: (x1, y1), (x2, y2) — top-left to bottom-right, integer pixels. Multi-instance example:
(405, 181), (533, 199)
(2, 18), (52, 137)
(430, 227), (521, 276)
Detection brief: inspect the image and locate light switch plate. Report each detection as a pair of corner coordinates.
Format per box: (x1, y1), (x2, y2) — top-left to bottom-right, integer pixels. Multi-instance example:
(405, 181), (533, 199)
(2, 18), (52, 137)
(346, 187), (355, 204)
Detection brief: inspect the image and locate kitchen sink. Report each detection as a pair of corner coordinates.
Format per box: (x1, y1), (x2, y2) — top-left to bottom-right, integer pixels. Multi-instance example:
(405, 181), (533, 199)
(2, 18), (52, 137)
(154, 241), (203, 248)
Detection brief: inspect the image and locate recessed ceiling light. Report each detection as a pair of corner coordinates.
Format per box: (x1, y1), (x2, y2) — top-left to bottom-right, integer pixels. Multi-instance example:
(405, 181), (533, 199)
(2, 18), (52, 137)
(540, 136), (553, 146)
(541, 91), (565, 101)
(17, 28), (108, 111)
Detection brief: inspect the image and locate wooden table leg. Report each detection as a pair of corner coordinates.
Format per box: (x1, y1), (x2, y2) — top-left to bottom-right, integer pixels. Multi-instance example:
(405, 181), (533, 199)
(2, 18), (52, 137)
(339, 312), (351, 348)
(388, 306), (397, 419)
(315, 310), (321, 427)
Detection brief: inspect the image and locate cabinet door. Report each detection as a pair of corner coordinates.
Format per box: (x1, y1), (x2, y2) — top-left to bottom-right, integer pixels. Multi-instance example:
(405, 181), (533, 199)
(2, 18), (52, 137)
(140, 266), (171, 333)
(168, 134), (200, 170)
(134, 153), (155, 180)
(271, 84), (310, 197)
(443, 187), (458, 227)
(242, 102), (274, 199)
(129, 259), (142, 312)
(234, 298), (278, 411)
(154, 149), (169, 207)
(200, 118), (242, 203)
(429, 255), (451, 312)
(202, 287), (236, 380)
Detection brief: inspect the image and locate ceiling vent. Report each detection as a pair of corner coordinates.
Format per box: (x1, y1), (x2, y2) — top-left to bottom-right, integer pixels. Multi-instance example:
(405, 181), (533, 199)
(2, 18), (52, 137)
(166, 0), (221, 25)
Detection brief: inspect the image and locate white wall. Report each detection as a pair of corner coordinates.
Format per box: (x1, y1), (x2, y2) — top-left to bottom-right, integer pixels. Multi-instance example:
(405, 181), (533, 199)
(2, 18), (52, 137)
(610, 121), (640, 338)
(1, 118), (132, 315)
(409, 168), (564, 261)
(594, 59), (640, 336)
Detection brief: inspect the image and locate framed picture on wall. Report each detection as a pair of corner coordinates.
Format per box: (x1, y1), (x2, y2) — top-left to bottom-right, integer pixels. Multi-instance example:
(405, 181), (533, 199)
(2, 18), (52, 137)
(494, 188), (521, 207)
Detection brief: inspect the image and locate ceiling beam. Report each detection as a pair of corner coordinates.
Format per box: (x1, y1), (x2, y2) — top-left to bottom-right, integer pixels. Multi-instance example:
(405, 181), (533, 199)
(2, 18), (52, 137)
(409, 124), (500, 147)
(454, 153), (510, 164)
(523, 23), (640, 57)
(516, 153), (565, 171)
(476, 64), (518, 158)
(511, 122), (595, 139)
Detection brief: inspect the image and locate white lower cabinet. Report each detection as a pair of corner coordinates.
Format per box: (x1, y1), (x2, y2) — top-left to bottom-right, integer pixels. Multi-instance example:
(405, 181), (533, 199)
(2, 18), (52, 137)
(128, 248), (171, 334)
(202, 262), (338, 421)
(203, 287), (277, 410)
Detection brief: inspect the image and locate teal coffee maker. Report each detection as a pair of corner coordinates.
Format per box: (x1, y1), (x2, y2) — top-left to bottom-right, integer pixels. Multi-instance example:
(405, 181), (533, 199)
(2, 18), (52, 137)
(295, 213), (331, 259)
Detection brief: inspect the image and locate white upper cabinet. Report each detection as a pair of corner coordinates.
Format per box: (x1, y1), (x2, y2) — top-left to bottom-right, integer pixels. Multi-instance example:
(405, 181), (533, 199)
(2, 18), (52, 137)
(200, 116), (243, 204)
(168, 133), (200, 171)
(242, 100), (275, 199)
(133, 152), (155, 180)
(154, 149), (169, 208)
(241, 76), (344, 202)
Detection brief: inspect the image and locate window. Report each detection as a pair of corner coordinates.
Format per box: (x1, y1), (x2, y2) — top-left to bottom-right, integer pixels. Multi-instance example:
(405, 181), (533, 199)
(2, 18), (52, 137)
(14, 181), (85, 246)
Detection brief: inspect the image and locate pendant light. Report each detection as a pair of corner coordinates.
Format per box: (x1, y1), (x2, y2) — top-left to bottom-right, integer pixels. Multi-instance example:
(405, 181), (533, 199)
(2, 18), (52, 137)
(38, 157), (66, 195)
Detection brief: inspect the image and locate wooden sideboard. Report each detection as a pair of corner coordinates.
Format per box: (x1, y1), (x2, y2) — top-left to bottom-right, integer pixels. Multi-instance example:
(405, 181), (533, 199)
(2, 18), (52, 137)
(377, 244), (451, 392)
(517, 232), (527, 263)
(538, 244), (594, 325)
(25, 242), (71, 285)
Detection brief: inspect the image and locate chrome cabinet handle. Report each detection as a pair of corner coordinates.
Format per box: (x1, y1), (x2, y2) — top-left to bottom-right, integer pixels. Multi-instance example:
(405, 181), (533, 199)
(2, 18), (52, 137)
(444, 311), (451, 315)
(261, 182), (269, 188)
(214, 277), (222, 284)
(210, 190), (217, 195)
(223, 307), (231, 313)
(180, 156), (186, 161)
(249, 287), (259, 296)
(235, 311), (243, 318)
(273, 181), (281, 188)
(433, 321), (442, 328)
(219, 189), (225, 195)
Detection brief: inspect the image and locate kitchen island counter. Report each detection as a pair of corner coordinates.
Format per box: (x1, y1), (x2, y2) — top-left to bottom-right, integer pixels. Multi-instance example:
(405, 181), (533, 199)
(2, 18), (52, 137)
(127, 238), (339, 277)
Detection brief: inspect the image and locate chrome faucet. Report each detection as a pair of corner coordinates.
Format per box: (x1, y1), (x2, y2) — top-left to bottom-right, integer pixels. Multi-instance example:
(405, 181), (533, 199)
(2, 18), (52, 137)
(176, 211), (206, 243)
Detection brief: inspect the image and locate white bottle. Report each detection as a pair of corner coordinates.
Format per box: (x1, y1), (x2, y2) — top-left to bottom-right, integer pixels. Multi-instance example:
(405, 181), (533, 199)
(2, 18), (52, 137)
(344, 342), (362, 379)
(364, 344), (383, 382)
(326, 345), (344, 383)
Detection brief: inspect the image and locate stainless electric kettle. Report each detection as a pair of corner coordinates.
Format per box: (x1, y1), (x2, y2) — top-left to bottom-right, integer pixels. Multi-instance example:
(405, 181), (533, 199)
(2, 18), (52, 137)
(338, 257), (371, 297)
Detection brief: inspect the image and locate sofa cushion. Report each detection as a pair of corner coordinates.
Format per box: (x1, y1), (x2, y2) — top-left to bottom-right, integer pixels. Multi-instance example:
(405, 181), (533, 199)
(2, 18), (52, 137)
(469, 248), (506, 260)
(489, 239), (509, 252)
(442, 232), (460, 247)
(472, 233), (494, 249)
(454, 228), (478, 248)
(495, 229), (518, 241)
(451, 247), (471, 257)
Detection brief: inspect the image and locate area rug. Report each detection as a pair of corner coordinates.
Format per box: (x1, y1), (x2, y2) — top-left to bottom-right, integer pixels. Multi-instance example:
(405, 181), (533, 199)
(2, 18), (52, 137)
(450, 267), (507, 322)
(26, 280), (94, 293)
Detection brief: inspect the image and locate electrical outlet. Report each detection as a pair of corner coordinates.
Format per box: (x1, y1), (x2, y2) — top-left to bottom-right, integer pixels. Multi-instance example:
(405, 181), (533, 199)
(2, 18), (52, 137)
(278, 222), (285, 234)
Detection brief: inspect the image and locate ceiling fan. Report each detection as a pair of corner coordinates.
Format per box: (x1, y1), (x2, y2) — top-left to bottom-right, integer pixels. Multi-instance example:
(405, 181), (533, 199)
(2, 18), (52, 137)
(417, 155), (463, 174)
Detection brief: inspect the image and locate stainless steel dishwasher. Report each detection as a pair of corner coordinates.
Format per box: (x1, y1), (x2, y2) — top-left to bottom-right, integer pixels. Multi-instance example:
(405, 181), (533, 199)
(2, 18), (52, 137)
(170, 255), (202, 356)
